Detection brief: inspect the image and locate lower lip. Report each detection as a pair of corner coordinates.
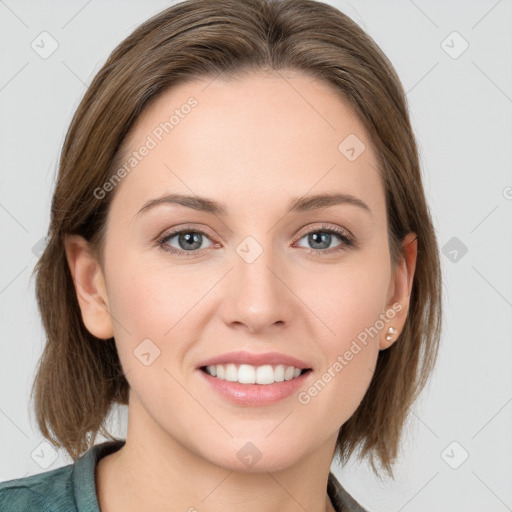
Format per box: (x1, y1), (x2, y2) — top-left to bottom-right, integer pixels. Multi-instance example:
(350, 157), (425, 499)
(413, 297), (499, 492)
(196, 368), (313, 406)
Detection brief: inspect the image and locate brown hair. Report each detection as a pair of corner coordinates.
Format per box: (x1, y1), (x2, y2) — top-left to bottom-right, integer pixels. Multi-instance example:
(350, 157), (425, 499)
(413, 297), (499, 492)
(30, 0), (442, 478)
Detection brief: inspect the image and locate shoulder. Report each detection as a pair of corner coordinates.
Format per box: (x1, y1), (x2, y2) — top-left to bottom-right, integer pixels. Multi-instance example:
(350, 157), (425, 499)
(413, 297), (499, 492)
(328, 471), (371, 512)
(0, 439), (125, 512)
(0, 463), (75, 512)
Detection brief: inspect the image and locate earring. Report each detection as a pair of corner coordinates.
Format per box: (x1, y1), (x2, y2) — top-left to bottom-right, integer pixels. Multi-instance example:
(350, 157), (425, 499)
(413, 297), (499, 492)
(385, 326), (398, 341)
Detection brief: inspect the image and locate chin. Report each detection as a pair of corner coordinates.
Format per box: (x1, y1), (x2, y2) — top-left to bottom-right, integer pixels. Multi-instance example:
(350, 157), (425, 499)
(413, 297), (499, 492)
(200, 436), (310, 474)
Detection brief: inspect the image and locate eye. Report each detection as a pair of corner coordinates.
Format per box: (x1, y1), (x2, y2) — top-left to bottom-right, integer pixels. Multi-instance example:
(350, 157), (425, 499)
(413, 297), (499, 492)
(294, 224), (354, 255)
(157, 228), (215, 256)
(156, 223), (355, 258)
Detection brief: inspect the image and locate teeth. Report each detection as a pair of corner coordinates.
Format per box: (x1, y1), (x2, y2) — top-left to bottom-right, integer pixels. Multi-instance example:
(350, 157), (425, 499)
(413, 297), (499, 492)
(204, 364), (305, 385)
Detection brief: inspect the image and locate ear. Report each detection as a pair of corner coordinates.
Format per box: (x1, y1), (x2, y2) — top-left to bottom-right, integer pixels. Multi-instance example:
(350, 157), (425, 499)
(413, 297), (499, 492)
(64, 234), (114, 340)
(380, 232), (418, 350)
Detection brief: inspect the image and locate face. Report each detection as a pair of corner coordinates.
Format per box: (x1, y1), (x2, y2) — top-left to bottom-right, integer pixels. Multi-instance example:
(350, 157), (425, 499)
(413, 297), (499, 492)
(67, 70), (414, 472)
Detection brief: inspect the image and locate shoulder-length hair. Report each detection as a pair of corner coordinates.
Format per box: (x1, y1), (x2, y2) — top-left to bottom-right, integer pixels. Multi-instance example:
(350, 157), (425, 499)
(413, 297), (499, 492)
(31, 0), (442, 479)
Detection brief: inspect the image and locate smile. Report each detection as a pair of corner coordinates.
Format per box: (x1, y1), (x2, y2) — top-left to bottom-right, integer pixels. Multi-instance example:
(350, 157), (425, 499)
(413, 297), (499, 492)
(201, 363), (311, 385)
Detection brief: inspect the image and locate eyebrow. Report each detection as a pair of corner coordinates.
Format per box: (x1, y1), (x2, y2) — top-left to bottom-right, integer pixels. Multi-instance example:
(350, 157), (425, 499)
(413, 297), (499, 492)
(136, 192), (371, 217)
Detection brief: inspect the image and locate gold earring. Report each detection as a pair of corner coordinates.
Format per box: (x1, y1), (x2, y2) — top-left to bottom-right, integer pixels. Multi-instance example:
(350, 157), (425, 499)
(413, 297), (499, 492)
(385, 326), (398, 341)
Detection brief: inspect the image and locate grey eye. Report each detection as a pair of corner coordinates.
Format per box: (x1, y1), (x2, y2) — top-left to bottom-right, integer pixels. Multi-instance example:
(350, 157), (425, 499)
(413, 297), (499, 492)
(162, 231), (212, 251)
(296, 231), (343, 250)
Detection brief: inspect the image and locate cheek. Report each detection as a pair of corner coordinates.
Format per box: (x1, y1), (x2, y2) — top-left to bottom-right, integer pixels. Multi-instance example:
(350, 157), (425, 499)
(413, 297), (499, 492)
(103, 250), (222, 383)
(297, 285), (383, 430)
(299, 252), (391, 345)
(293, 257), (389, 416)
(104, 261), (197, 411)
(107, 254), (200, 336)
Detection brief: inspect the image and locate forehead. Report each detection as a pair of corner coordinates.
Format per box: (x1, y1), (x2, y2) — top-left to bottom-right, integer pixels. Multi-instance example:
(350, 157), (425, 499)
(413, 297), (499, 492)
(110, 70), (384, 220)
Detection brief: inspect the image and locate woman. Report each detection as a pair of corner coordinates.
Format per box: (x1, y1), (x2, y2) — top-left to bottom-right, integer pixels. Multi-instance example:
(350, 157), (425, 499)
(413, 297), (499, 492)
(0, 0), (442, 510)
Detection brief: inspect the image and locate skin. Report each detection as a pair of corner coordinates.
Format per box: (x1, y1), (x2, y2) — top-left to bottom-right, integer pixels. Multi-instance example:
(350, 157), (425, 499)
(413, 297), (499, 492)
(65, 70), (417, 512)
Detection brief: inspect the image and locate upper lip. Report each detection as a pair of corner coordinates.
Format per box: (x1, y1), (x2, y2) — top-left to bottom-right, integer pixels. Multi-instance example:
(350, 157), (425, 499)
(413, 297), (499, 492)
(196, 351), (311, 370)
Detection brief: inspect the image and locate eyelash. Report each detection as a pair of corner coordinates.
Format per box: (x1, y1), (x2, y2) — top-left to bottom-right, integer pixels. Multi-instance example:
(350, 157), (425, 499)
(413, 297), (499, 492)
(156, 224), (355, 259)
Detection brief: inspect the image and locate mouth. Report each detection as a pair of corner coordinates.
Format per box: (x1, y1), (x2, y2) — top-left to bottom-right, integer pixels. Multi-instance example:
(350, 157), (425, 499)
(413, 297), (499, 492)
(199, 364), (312, 385)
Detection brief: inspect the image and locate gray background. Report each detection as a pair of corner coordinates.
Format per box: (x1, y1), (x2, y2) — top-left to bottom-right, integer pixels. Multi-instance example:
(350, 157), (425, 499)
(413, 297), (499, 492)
(1, 1), (511, 511)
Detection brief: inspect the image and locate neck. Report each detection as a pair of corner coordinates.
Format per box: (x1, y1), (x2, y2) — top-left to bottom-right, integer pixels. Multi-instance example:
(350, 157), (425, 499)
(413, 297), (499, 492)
(96, 394), (338, 512)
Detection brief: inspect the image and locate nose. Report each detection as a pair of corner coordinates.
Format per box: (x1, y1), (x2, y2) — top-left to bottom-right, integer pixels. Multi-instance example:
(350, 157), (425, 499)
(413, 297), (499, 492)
(218, 241), (295, 335)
